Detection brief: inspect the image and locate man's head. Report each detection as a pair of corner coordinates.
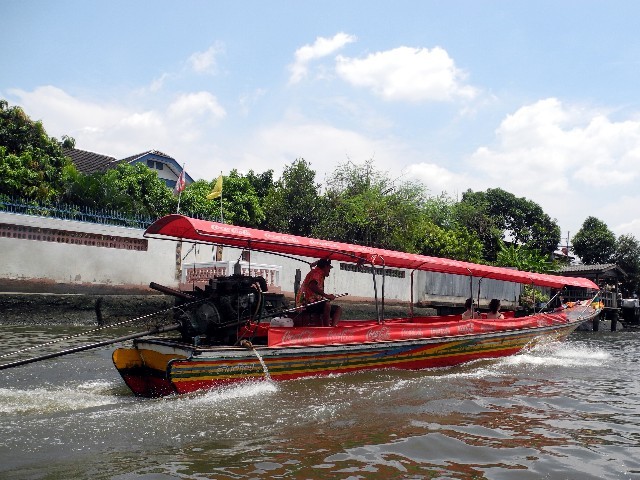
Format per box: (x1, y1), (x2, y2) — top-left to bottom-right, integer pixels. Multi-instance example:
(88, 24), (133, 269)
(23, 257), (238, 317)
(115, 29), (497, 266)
(316, 258), (333, 274)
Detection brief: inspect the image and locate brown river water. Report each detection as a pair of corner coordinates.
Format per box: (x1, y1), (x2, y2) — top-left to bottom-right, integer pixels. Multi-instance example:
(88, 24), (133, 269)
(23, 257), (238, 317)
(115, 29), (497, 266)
(1, 324), (639, 479)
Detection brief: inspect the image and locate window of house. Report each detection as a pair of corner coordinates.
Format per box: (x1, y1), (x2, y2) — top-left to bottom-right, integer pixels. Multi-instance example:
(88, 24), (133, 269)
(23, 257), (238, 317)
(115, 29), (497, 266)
(145, 160), (164, 170)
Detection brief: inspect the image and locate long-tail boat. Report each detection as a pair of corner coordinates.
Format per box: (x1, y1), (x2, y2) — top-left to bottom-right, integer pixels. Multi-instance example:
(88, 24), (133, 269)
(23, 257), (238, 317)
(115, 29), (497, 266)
(109, 215), (600, 397)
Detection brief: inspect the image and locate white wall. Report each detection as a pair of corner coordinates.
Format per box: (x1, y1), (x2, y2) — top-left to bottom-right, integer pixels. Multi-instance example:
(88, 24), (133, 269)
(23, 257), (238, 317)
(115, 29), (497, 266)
(0, 212), (519, 307)
(0, 212), (177, 291)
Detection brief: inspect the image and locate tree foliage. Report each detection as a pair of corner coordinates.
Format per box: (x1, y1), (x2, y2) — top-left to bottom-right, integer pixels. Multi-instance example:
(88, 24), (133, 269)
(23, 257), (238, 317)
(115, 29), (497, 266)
(614, 234), (640, 296)
(173, 179), (220, 220)
(495, 242), (556, 273)
(218, 170), (265, 227)
(418, 222), (484, 262)
(451, 194), (502, 260)
(0, 99), (75, 202)
(316, 160), (429, 252)
(572, 216), (616, 265)
(262, 158), (321, 236)
(459, 188), (560, 260)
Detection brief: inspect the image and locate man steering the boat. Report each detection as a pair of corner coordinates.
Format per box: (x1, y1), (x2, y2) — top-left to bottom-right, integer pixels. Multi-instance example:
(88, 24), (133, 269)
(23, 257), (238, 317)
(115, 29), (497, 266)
(296, 258), (343, 327)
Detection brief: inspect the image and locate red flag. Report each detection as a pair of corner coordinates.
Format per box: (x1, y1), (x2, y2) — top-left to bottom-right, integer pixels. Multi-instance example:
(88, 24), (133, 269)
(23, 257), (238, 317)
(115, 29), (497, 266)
(173, 169), (186, 195)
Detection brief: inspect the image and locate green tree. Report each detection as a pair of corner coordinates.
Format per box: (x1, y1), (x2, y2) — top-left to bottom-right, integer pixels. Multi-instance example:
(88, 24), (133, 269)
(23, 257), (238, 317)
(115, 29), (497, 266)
(114, 163), (175, 218)
(174, 179), (222, 220)
(262, 158), (321, 236)
(0, 99), (74, 202)
(61, 164), (112, 209)
(417, 221), (484, 262)
(614, 234), (640, 297)
(317, 160), (428, 252)
(459, 188), (560, 260)
(176, 171), (265, 226)
(218, 170), (265, 227)
(495, 242), (556, 273)
(245, 169), (274, 201)
(60, 135), (76, 149)
(452, 194), (502, 261)
(572, 216), (616, 265)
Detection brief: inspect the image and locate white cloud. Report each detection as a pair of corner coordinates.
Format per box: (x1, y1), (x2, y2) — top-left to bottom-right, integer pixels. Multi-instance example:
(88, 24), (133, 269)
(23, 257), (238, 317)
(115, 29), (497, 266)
(405, 162), (471, 197)
(288, 32), (356, 84)
(167, 91), (226, 120)
(473, 98), (640, 188)
(8, 86), (129, 135)
(239, 88), (267, 116)
(234, 117), (413, 185)
(335, 46), (478, 102)
(188, 43), (224, 74)
(465, 98), (640, 239)
(617, 216), (640, 237)
(5, 86), (226, 178)
(149, 73), (170, 92)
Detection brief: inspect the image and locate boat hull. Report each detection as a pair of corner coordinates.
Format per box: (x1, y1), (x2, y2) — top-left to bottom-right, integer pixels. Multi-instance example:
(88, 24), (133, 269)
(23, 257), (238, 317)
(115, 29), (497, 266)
(113, 311), (588, 398)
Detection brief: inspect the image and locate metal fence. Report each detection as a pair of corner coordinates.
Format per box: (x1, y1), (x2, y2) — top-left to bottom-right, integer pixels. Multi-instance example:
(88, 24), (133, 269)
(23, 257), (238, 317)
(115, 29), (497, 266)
(0, 197), (155, 229)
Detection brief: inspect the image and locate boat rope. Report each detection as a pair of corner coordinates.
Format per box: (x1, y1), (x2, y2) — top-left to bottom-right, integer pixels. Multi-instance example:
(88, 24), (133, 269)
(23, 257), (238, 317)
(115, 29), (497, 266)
(0, 298), (205, 359)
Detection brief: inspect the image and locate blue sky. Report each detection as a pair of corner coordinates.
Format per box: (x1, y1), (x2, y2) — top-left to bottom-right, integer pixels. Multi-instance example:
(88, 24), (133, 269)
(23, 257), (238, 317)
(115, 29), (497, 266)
(3, 1), (640, 247)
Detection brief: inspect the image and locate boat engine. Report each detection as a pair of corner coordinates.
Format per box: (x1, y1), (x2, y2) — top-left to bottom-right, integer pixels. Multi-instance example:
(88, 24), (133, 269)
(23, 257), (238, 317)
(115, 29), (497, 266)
(149, 274), (288, 345)
(149, 275), (288, 345)
(168, 275), (271, 345)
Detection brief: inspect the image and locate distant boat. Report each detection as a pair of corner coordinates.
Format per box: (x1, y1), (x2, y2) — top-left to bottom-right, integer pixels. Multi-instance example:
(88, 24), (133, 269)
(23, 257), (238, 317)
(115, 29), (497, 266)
(111, 215), (601, 397)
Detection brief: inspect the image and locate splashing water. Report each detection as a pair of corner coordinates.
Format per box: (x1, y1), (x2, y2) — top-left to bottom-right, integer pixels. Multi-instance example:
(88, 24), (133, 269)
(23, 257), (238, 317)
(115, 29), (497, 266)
(0, 382), (121, 415)
(251, 348), (272, 381)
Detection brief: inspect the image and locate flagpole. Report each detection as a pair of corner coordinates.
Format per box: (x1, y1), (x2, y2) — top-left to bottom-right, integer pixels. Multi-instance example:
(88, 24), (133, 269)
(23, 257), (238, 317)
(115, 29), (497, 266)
(175, 163), (185, 213)
(219, 171), (224, 223)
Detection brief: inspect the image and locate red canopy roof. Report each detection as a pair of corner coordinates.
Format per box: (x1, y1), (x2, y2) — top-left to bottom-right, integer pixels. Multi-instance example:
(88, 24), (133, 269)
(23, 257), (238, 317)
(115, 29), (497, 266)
(145, 215), (598, 290)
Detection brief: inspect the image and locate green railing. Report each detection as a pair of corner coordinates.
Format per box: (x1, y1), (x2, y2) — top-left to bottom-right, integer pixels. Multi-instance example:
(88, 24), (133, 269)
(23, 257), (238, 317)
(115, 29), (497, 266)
(0, 197), (155, 229)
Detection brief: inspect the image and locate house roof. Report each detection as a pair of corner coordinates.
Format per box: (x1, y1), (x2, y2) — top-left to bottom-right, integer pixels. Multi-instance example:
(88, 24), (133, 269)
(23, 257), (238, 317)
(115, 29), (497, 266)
(119, 150), (194, 183)
(558, 263), (626, 279)
(64, 148), (194, 184)
(63, 148), (117, 174)
(119, 149), (176, 165)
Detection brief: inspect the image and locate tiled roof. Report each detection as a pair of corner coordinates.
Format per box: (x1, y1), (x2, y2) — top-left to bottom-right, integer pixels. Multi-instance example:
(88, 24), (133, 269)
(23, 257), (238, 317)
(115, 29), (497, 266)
(558, 263), (626, 278)
(119, 150), (175, 163)
(559, 263), (617, 273)
(63, 148), (117, 174)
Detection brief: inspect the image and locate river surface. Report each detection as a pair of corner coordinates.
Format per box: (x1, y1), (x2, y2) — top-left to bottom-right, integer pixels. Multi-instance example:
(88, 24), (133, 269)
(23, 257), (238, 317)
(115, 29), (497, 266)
(1, 325), (639, 479)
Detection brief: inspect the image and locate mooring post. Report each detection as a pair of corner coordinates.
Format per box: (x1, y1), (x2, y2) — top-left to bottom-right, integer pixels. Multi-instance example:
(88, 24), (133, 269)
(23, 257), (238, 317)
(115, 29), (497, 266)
(95, 297), (103, 326)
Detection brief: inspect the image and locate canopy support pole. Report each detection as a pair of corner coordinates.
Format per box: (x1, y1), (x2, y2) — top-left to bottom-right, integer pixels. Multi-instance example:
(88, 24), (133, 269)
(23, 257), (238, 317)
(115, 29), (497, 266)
(370, 257), (381, 323)
(410, 271), (414, 318)
(380, 257), (386, 323)
(476, 278), (483, 313)
(368, 255), (387, 323)
(467, 269), (476, 318)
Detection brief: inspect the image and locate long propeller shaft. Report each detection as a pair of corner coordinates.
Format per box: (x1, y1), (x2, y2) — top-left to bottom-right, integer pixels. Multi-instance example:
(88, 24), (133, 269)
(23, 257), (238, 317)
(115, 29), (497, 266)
(0, 323), (180, 371)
